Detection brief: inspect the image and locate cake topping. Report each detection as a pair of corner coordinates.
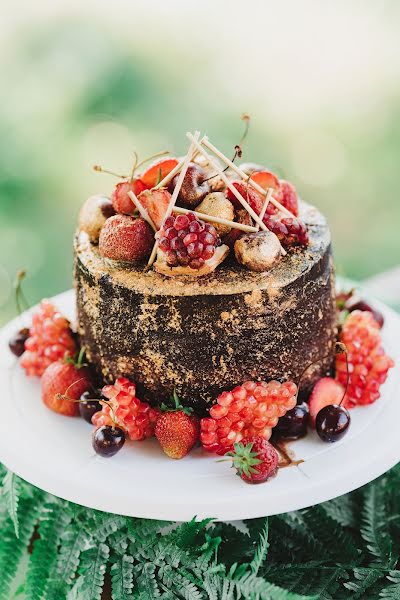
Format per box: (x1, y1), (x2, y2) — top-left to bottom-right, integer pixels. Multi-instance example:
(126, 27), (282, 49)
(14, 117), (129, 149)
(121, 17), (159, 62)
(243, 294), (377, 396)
(78, 195), (115, 243)
(99, 214), (154, 263)
(111, 179), (148, 215)
(134, 188), (170, 231)
(234, 231), (281, 272)
(140, 157), (179, 188)
(196, 192), (235, 235)
(169, 162), (210, 207)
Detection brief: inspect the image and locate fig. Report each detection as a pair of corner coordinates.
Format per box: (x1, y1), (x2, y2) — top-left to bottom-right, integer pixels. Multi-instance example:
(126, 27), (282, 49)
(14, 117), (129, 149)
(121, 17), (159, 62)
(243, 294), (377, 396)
(234, 231), (281, 272)
(196, 192), (235, 235)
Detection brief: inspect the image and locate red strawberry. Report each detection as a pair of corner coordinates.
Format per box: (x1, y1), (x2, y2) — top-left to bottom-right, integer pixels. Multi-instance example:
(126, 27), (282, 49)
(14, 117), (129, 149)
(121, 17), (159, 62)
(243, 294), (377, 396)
(155, 392), (199, 459)
(111, 179), (148, 215)
(99, 215), (154, 263)
(308, 377), (345, 426)
(250, 170), (280, 191)
(276, 180), (299, 216)
(228, 437), (279, 484)
(223, 209), (253, 248)
(225, 181), (264, 213)
(138, 188), (171, 230)
(41, 357), (93, 416)
(141, 157), (179, 188)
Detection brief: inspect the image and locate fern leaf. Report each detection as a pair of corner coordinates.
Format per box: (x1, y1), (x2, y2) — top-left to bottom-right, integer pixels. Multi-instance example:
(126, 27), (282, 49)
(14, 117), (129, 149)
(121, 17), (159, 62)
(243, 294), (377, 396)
(221, 571), (318, 600)
(54, 525), (89, 584)
(302, 506), (359, 562)
(344, 567), (384, 599)
(111, 554), (134, 600)
(2, 470), (22, 538)
(362, 483), (393, 566)
(250, 518), (269, 576)
(380, 571), (400, 599)
(25, 499), (71, 600)
(134, 563), (161, 598)
(321, 494), (357, 528)
(77, 542), (110, 600)
(93, 513), (127, 542)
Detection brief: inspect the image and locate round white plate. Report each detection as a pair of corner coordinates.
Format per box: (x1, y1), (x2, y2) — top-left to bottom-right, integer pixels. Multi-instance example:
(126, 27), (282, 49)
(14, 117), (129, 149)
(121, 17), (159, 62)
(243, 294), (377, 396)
(0, 290), (399, 521)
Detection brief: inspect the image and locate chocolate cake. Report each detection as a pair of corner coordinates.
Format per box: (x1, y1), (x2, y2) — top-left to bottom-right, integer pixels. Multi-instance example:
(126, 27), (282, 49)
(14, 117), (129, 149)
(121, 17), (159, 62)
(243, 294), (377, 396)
(74, 200), (336, 413)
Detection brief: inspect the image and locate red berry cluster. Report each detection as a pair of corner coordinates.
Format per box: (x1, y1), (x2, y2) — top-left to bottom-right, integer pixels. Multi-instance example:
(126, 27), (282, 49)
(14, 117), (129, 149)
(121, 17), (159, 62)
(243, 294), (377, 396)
(20, 301), (76, 377)
(336, 310), (394, 407)
(158, 213), (220, 269)
(264, 215), (309, 247)
(200, 380), (298, 455)
(92, 377), (159, 441)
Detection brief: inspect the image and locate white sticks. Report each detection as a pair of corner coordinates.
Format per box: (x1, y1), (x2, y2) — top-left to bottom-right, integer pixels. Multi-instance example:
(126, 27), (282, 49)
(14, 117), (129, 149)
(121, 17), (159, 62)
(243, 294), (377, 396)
(258, 187), (274, 229)
(186, 133), (269, 233)
(127, 190), (157, 232)
(172, 206), (258, 233)
(202, 137), (295, 219)
(154, 137), (204, 190)
(147, 131), (201, 267)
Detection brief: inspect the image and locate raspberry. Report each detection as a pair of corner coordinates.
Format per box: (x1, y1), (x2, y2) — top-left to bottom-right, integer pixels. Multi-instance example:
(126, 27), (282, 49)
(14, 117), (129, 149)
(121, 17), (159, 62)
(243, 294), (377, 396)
(92, 378), (159, 441)
(336, 310), (394, 407)
(158, 213), (221, 270)
(20, 301), (77, 377)
(263, 215), (309, 247)
(200, 380), (298, 455)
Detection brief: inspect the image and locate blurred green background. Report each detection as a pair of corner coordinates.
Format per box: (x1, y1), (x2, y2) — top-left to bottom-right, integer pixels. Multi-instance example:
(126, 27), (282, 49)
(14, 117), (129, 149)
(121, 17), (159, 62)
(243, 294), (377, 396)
(1, 0), (400, 325)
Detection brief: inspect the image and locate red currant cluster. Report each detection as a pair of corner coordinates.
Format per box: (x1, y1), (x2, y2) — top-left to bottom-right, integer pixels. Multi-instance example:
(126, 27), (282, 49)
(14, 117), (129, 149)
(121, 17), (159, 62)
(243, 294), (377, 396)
(158, 213), (220, 269)
(336, 310), (394, 407)
(92, 377), (159, 441)
(20, 301), (77, 377)
(200, 380), (298, 455)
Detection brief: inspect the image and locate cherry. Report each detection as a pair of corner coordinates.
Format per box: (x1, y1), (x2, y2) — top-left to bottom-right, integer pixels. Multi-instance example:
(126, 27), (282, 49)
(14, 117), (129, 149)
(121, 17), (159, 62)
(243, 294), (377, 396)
(274, 402), (309, 439)
(92, 425), (125, 457)
(79, 390), (103, 423)
(9, 327), (29, 357)
(316, 404), (350, 442)
(169, 164), (210, 207)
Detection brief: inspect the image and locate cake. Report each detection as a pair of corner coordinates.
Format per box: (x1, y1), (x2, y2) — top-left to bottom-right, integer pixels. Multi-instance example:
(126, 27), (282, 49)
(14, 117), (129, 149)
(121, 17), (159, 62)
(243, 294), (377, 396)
(11, 128), (394, 472)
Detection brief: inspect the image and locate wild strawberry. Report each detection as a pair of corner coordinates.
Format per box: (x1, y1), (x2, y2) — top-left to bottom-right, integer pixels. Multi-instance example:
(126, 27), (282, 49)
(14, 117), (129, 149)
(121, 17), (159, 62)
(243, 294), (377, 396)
(20, 301), (77, 377)
(99, 215), (154, 263)
(138, 188), (171, 230)
(92, 378), (159, 441)
(227, 437), (279, 484)
(276, 180), (299, 216)
(200, 380), (298, 455)
(141, 157), (179, 188)
(111, 179), (148, 215)
(155, 392), (199, 459)
(309, 377), (345, 426)
(41, 354), (93, 416)
(336, 310), (394, 407)
(263, 215), (309, 247)
(158, 212), (221, 270)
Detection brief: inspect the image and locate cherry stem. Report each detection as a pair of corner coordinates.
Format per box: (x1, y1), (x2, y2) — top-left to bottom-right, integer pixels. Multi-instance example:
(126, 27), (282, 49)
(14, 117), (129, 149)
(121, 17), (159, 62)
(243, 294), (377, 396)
(134, 150), (170, 171)
(93, 165), (127, 179)
(14, 270), (29, 316)
(129, 152), (138, 182)
(339, 350), (350, 406)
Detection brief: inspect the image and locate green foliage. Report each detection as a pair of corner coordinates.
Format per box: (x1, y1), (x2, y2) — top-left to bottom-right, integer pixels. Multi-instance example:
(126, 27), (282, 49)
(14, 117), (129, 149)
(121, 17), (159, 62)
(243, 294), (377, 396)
(2, 463), (400, 598)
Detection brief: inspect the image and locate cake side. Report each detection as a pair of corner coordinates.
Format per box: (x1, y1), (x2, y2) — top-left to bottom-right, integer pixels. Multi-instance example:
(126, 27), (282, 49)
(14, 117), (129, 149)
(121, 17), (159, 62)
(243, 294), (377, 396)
(75, 202), (336, 413)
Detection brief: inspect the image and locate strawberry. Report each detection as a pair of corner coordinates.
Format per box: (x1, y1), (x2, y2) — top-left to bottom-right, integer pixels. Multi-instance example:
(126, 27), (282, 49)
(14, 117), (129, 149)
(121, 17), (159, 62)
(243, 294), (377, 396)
(276, 180), (299, 217)
(41, 353), (93, 416)
(155, 392), (199, 459)
(227, 437), (279, 484)
(111, 179), (148, 215)
(250, 170), (280, 191)
(138, 188), (171, 230)
(225, 181), (264, 213)
(308, 377), (345, 426)
(99, 215), (154, 263)
(141, 157), (179, 188)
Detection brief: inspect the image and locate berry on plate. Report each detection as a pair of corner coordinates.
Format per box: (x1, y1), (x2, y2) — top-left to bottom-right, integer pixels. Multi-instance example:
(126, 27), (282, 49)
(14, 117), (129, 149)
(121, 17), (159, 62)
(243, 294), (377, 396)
(92, 425), (126, 457)
(336, 310), (394, 407)
(111, 179), (148, 215)
(141, 157), (179, 188)
(155, 391), (199, 459)
(274, 401), (309, 440)
(9, 327), (30, 357)
(79, 390), (103, 423)
(20, 301), (77, 377)
(316, 404), (350, 443)
(92, 378), (159, 441)
(200, 380), (298, 455)
(227, 437), (279, 484)
(309, 377), (345, 426)
(78, 195), (115, 243)
(41, 357), (93, 416)
(138, 188), (171, 230)
(99, 215), (154, 263)
(276, 180), (299, 217)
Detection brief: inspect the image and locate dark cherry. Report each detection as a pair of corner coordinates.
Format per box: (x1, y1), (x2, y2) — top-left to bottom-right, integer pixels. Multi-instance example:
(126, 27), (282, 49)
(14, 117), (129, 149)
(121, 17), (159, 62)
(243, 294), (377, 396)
(79, 390), (102, 423)
(8, 327), (29, 357)
(92, 425), (125, 457)
(169, 163), (210, 207)
(348, 300), (384, 328)
(316, 405), (350, 443)
(274, 402), (309, 439)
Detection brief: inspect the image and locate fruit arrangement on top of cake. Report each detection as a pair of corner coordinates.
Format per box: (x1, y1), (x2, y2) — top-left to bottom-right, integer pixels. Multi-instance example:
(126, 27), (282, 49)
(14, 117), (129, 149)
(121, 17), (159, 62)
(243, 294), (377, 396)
(8, 126), (395, 485)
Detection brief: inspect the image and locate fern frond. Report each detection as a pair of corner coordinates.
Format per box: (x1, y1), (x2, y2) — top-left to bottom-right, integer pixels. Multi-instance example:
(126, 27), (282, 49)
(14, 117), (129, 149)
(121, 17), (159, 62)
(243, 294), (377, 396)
(361, 483), (393, 566)
(54, 525), (89, 584)
(111, 554), (134, 600)
(93, 512), (127, 542)
(1, 470), (22, 538)
(77, 542), (110, 600)
(250, 518), (269, 576)
(134, 562), (161, 598)
(344, 567), (384, 599)
(380, 571), (400, 599)
(321, 494), (357, 528)
(302, 505), (359, 562)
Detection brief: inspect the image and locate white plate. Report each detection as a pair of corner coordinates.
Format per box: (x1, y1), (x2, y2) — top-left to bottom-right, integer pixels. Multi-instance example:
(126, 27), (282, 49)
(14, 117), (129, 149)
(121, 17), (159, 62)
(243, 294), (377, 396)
(0, 290), (399, 521)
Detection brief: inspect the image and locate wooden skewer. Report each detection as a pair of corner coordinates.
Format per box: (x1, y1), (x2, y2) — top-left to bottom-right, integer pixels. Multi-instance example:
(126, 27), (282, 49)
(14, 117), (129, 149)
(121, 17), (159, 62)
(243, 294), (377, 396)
(257, 187), (274, 229)
(202, 137), (295, 219)
(154, 138), (204, 190)
(127, 190), (157, 232)
(186, 132), (269, 233)
(147, 131), (201, 268)
(172, 206), (258, 233)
